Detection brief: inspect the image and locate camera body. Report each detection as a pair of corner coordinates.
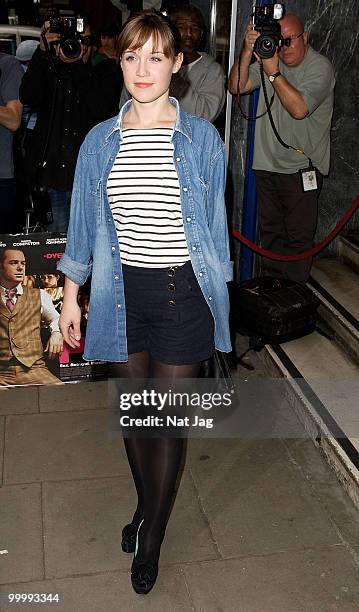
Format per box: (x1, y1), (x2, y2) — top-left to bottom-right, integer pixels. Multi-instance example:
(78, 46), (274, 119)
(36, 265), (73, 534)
(49, 17), (86, 60)
(253, 3), (285, 59)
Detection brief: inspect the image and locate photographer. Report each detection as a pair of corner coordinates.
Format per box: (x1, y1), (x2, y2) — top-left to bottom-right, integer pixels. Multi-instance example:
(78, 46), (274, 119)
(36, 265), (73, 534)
(20, 16), (122, 233)
(229, 12), (335, 282)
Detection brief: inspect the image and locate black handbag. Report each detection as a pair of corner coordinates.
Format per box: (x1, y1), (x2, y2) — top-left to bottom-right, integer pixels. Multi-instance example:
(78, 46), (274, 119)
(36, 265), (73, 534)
(200, 350), (235, 395)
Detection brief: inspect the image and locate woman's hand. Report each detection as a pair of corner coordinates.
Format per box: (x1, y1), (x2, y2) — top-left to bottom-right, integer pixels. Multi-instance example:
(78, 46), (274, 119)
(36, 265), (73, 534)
(59, 302), (82, 348)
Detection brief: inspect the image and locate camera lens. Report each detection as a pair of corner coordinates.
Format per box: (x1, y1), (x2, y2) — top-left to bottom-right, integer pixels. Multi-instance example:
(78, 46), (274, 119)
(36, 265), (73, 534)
(60, 37), (82, 59)
(254, 35), (277, 59)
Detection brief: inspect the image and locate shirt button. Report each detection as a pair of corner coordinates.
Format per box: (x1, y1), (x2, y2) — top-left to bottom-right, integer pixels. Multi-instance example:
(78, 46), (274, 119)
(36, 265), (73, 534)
(183, 187), (188, 192)
(114, 275), (119, 280)
(192, 246), (197, 251)
(176, 157), (181, 162)
(117, 304), (122, 309)
(111, 247), (116, 252)
(199, 272), (203, 277)
(208, 296), (212, 301)
(186, 217), (191, 222)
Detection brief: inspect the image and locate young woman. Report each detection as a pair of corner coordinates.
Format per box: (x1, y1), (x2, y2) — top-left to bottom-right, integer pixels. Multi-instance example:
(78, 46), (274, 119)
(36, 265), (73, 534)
(58, 10), (232, 595)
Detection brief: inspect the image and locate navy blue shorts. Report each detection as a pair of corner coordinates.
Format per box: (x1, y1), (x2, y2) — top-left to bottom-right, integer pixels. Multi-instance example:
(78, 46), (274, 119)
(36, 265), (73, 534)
(122, 261), (215, 364)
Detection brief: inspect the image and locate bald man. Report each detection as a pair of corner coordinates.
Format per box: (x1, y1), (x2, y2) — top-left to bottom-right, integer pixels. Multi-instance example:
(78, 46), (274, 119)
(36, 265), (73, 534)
(229, 14), (335, 282)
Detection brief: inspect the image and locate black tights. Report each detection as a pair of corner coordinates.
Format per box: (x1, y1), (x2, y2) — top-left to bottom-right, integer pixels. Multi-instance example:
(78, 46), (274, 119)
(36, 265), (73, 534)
(113, 351), (200, 562)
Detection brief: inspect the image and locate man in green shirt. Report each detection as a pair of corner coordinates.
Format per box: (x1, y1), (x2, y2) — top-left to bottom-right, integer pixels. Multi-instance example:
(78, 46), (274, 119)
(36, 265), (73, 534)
(229, 13), (335, 282)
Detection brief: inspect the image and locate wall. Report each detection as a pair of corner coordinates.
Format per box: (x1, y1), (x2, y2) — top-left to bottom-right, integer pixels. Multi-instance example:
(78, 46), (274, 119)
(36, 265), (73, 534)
(228, 0), (359, 272)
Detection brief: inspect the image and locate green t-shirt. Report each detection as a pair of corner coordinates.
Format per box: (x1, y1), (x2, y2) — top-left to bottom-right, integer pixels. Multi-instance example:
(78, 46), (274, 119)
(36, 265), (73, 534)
(249, 47), (335, 175)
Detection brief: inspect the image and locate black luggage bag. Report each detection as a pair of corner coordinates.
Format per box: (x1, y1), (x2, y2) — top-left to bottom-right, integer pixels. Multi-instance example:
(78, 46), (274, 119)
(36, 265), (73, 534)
(236, 277), (320, 345)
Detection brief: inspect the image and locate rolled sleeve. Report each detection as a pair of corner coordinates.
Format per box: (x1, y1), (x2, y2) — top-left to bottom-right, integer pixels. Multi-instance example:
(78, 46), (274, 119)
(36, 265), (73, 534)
(57, 253), (92, 286)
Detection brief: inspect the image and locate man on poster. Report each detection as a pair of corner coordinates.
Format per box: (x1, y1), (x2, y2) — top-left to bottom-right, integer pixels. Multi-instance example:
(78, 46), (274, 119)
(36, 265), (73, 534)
(0, 247), (62, 386)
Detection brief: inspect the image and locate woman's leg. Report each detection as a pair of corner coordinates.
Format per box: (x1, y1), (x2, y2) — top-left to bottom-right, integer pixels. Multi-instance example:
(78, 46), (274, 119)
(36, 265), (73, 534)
(134, 360), (201, 563)
(113, 352), (150, 527)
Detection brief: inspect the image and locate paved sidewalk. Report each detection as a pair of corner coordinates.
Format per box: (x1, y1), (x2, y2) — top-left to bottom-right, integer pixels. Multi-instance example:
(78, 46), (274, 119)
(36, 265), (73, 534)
(1, 354), (359, 611)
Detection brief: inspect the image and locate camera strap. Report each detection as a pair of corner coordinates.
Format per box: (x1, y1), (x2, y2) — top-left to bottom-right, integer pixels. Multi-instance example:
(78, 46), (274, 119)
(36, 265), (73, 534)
(236, 60), (274, 121)
(259, 62), (311, 162)
(260, 63), (319, 191)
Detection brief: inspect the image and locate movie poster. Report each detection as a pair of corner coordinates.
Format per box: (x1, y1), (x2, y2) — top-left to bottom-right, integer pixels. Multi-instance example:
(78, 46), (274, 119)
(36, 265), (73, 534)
(0, 232), (108, 386)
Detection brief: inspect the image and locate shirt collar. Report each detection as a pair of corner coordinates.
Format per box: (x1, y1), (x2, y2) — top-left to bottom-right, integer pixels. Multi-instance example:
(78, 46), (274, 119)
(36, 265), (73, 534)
(0, 283), (23, 298)
(104, 97), (192, 143)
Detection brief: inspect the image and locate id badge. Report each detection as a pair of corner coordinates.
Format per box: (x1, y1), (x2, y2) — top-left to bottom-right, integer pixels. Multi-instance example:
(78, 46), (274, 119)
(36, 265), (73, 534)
(299, 167), (318, 192)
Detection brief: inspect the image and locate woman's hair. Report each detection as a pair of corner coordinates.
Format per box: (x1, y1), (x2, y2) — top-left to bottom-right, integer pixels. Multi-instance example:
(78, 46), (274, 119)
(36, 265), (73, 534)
(117, 9), (182, 60)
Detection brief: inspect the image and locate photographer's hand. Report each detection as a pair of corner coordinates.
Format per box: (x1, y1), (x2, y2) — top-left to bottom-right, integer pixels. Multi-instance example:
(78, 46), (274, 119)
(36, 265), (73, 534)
(40, 20), (60, 52)
(261, 54), (280, 77)
(243, 23), (260, 55)
(262, 55), (309, 119)
(229, 24), (259, 95)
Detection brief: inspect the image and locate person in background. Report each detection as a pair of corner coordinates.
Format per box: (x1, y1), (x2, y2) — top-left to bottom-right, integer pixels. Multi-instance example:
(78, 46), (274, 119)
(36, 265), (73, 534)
(0, 52), (23, 234)
(228, 13), (335, 282)
(99, 19), (122, 62)
(15, 39), (39, 131)
(41, 273), (64, 314)
(20, 16), (122, 233)
(168, 4), (225, 122)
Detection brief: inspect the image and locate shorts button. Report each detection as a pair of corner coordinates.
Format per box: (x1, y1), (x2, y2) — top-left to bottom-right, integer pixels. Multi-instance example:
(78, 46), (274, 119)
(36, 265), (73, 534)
(168, 299), (176, 307)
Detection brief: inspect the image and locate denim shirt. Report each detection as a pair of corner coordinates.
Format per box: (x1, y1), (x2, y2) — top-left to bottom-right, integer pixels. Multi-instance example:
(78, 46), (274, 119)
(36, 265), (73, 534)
(58, 98), (233, 361)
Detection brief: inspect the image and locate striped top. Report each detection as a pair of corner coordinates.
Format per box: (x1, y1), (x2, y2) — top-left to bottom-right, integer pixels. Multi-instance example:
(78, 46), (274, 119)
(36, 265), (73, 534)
(107, 127), (190, 268)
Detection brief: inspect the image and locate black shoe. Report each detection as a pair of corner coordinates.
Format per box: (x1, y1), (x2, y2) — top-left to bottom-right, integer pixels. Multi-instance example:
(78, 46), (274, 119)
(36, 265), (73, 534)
(131, 519), (159, 595)
(121, 522), (138, 553)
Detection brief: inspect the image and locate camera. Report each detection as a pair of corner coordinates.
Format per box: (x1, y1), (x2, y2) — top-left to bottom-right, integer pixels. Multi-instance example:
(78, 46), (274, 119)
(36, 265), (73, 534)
(253, 3), (285, 59)
(49, 17), (87, 59)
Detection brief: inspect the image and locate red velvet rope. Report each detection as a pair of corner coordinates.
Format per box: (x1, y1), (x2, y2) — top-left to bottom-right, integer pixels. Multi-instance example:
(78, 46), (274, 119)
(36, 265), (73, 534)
(232, 196), (359, 261)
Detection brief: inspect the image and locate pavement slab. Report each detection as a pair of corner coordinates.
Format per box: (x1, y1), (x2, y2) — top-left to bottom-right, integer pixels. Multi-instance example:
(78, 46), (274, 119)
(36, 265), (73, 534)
(0, 416), (4, 483)
(3, 410), (128, 483)
(0, 567), (193, 612)
(181, 548), (359, 612)
(189, 439), (342, 557)
(39, 380), (109, 413)
(0, 385), (38, 416)
(0, 483), (43, 584)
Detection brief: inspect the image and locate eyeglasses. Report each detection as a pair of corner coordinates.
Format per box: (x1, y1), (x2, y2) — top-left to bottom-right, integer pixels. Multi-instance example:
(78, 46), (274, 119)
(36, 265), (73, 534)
(282, 32), (304, 47)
